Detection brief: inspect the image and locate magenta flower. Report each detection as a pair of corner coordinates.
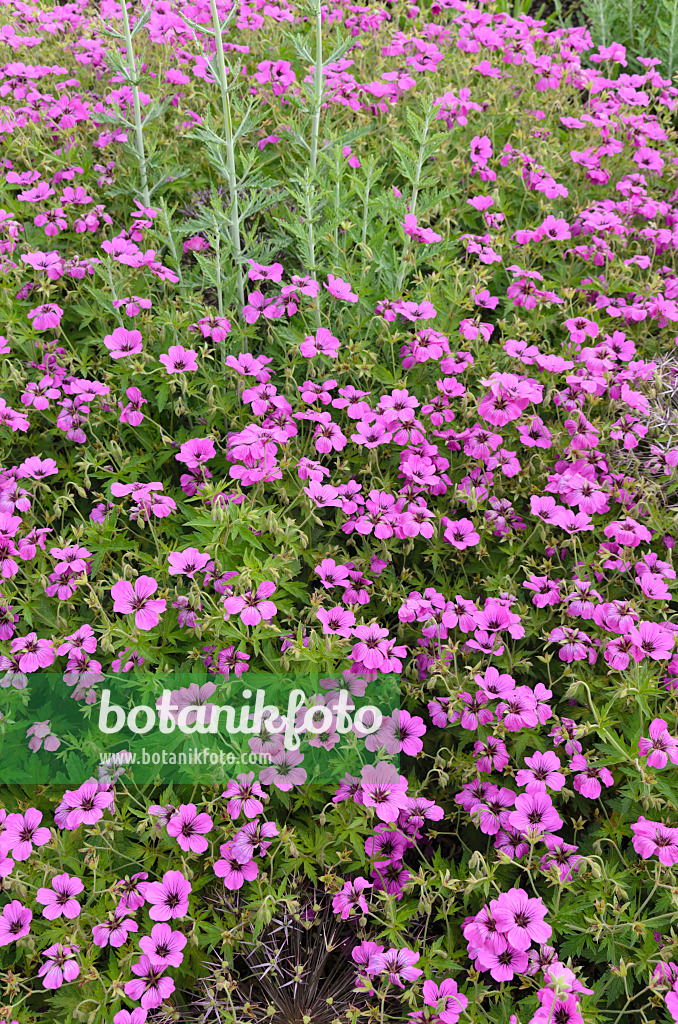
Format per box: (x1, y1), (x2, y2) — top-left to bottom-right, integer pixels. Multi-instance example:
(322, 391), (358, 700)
(441, 516), (480, 549)
(115, 873), (149, 911)
(332, 877), (372, 920)
(175, 436), (216, 469)
(324, 273), (358, 302)
(515, 751), (565, 791)
(166, 804), (213, 853)
(628, 622), (674, 661)
(145, 870), (192, 920)
(36, 873), (84, 920)
(28, 303), (63, 330)
(315, 557), (350, 588)
(360, 763), (409, 823)
(370, 947), (422, 988)
(3, 808), (51, 860)
(492, 888), (552, 951)
(540, 835), (581, 882)
(10, 632), (54, 672)
(373, 709), (427, 756)
(114, 1010), (148, 1024)
(222, 772), (266, 818)
(0, 901), (32, 945)
(638, 718), (678, 769)
(38, 943), (80, 989)
(139, 923), (187, 968)
(167, 548), (211, 578)
(570, 755), (614, 799)
(231, 820), (279, 863)
(422, 979), (468, 1024)
(92, 907), (139, 948)
(124, 955), (175, 1009)
(300, 328), (340, 358)
(631, 818), (678, 866)
(111, 576), (166, 631)
(103, 327), (143, 358)
(159, 345), (198, 373)
(350, 623), (391, 670)
(214, 840), (259, 889)
(259, 749), (307, 791)
(317, 605), (356, 637)
(60, 782), (114, 829)
(223, 581), (277, 626)
(474, 941), (528, 982)
(509, 791), (563, 838)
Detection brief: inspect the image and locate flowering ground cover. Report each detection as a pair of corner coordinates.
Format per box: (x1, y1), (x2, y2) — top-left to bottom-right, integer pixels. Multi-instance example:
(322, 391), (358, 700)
(1, 0), (678, 1020)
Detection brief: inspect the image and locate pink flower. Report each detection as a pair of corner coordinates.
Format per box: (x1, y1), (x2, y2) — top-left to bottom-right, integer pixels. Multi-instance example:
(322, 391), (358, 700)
(300, 328), (340, 358)
(223, 581), (277, 626)
(564, 317), (599, 344)
(441, 517), (480, 549)
(470, 134), (492, 164)
(59, 782), (114, 829)
(103, 327), (143, 358)
(324, 273), (358, 302)
(175, 436), (216, 468)
(332, 877), (372, 920)
(242, 290), (284, 323)
(3, 808), (51, 860)
(638, 718), (678, 769)
(492, 888), (552, 951)
(114, 1010), (148, 1024)
(369, 947), (422, 988)
(159, 345), (198, 373)
(111, 576), (166, 631)
(38, 943), (79, 989)
(628, 622), (674, 661)
(474, 942), (528, 982)
(124, 956), (175, 1009)
(145, 870), (192, 921)
(36, 873), (84, 920)
(139, 923), (187, 968)
(350, 623), (391, 670)
(516, 751), (565, 791)
(222, 772), (266, 818)
(119, 386), (147, 426)
(259, 749), (307, 791)
(167, 548), (211, 578)
(315, 561), (350, 593)
(317, 605), (356, 637)
(422, 978), (468, 1024)
(0, 901), (32, 945)
(214, 840), (259, 889)
(10, 632), (54, 672)
(28, 303), (63, 330)
(359, 763), (409, 823)
(92, 907), (139, 947)
(166, 804), (213, 853)
(631, 818), (678, 865)
(509, 791), (563, 838)
(372, 709), (427, 756)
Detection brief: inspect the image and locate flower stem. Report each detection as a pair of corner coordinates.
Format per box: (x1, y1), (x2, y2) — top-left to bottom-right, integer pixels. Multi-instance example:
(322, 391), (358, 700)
(119, 0), (150, 207)
(209, 0), (245, 319)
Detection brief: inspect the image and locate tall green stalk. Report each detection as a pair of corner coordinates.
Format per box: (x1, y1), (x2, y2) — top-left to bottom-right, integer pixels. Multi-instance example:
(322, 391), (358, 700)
(119, 0), (150, 208)
(307, 0), (324, 328)
(395, 114), (431, 295)
(309, 0), (324, 175)
(209, 0), (245, 313)
(304, 175), (322, 329)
